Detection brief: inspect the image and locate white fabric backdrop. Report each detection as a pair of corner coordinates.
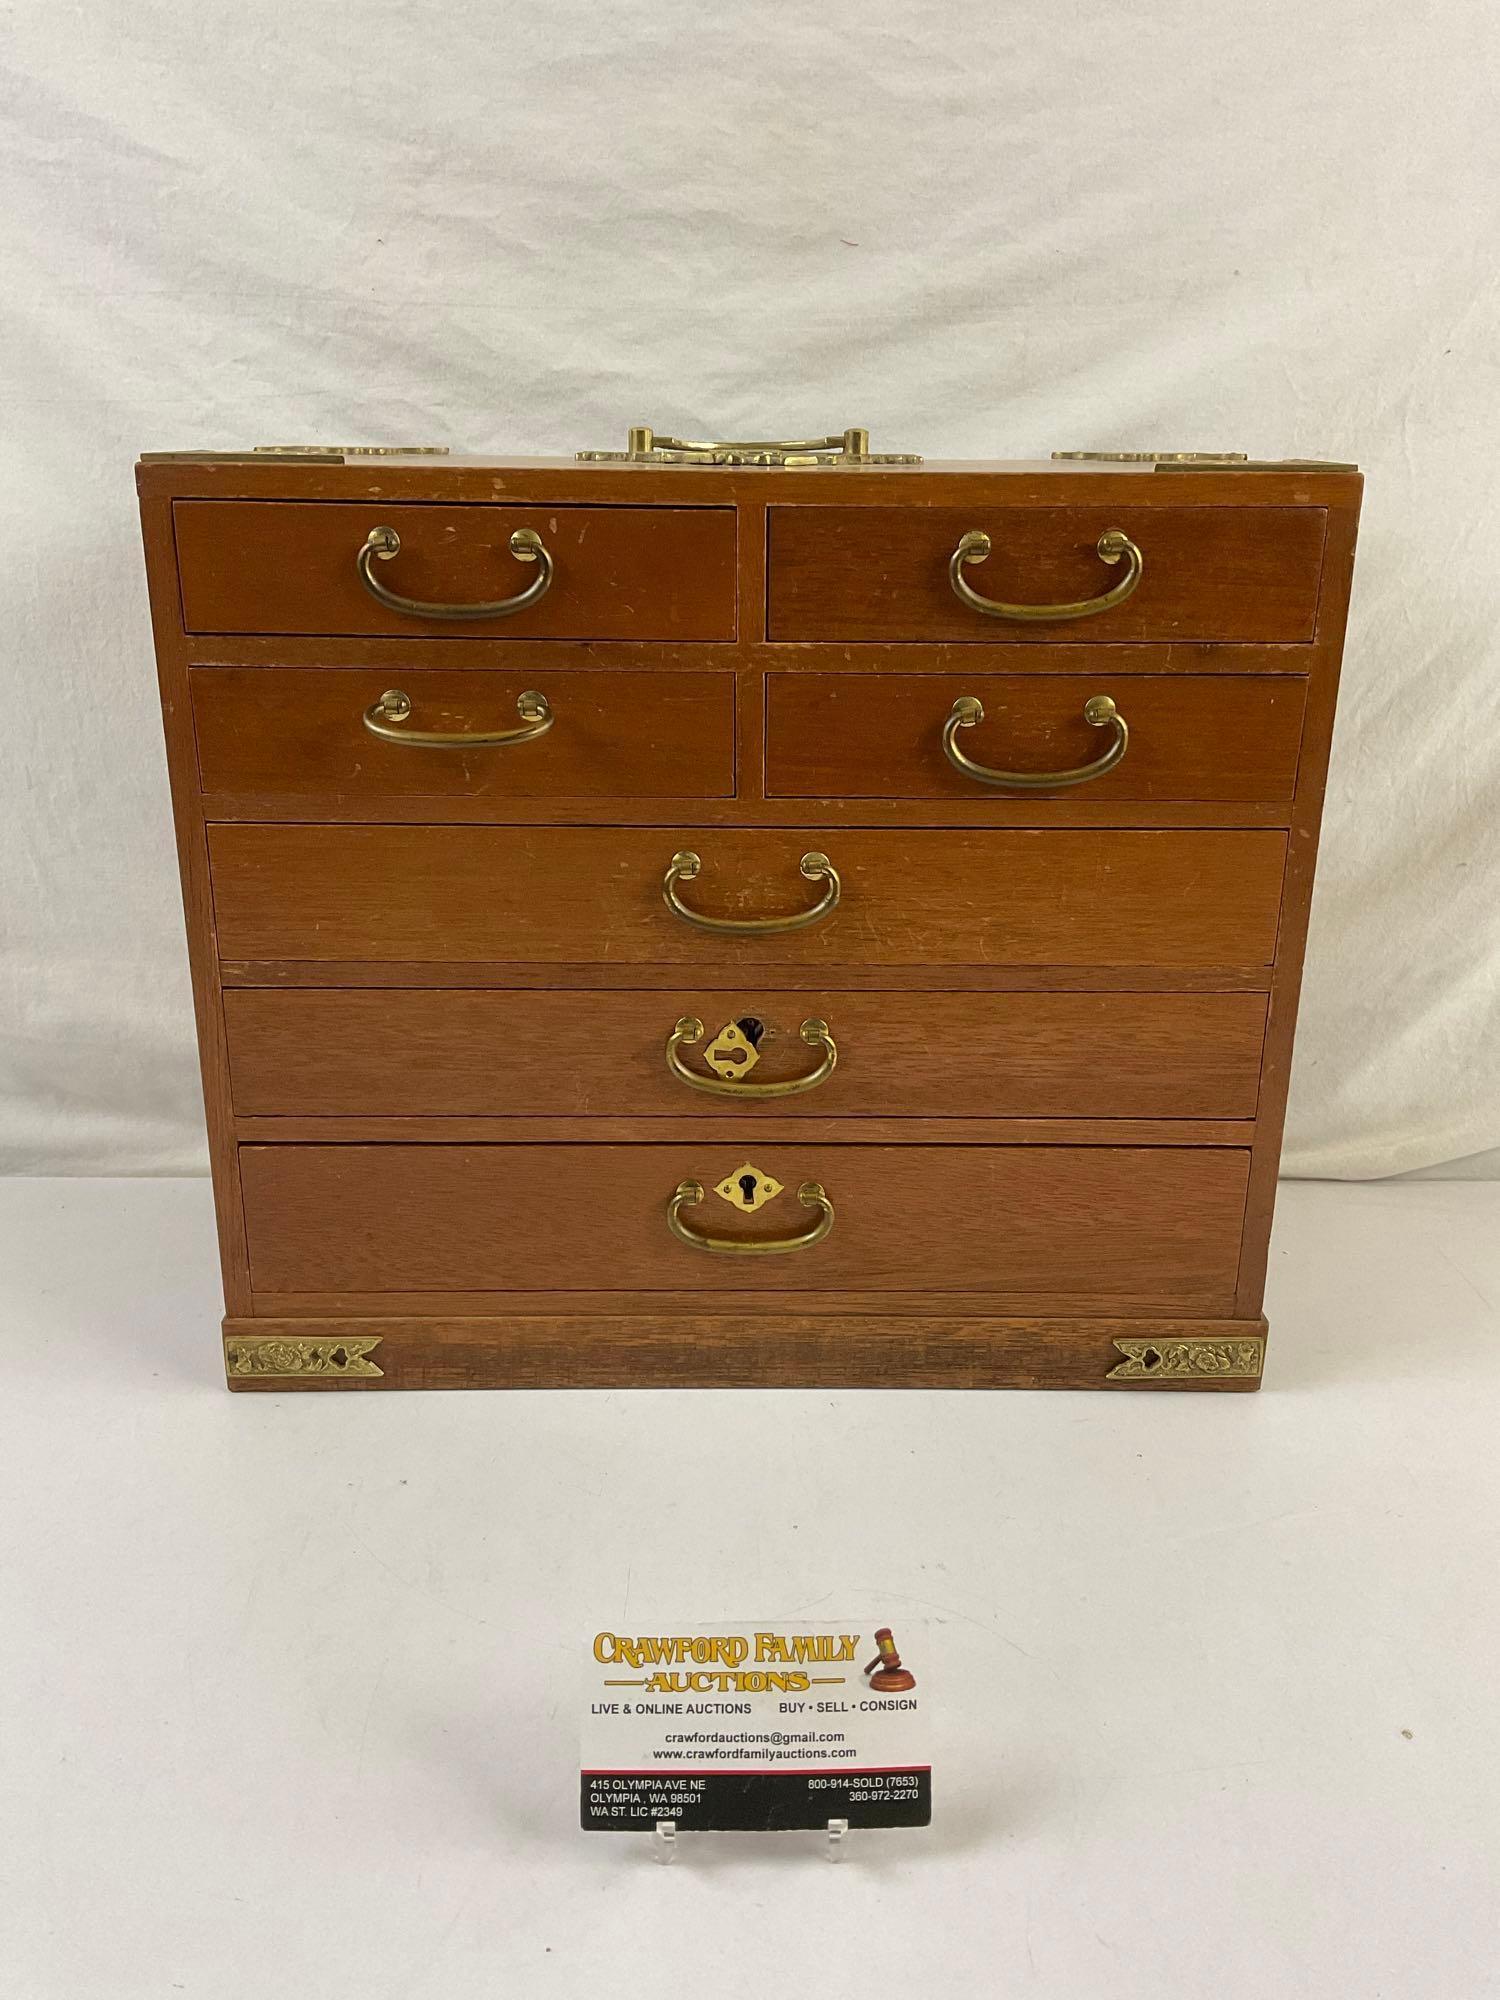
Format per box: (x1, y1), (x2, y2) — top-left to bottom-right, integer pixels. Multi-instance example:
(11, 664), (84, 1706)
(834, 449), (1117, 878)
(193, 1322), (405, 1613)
(2, 0), (1496, 1177)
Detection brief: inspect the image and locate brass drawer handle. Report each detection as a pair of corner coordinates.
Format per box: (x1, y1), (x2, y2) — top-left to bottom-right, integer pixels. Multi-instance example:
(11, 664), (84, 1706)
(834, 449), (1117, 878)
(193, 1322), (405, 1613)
(949, 527), (1143, 622)
(363, 687), (553, 748)
(663, 850), (841, 934)
(666, 1016), (838, 1097)
(356, 524), (554, 620)
(943, 694), (1128, 790)
(667, 1179), (834, 1254)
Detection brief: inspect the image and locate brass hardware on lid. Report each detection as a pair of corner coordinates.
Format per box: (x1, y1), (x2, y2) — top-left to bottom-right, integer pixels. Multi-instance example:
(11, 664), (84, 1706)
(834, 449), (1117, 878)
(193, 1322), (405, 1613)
(578, 426), (922, 467)
(1052, 450), (1248, 464)
(254, 444), (452, 457)
(139, 445), (453, 464)
(1052, 450), (1358, 473)
(1157, 457), (1359, 472)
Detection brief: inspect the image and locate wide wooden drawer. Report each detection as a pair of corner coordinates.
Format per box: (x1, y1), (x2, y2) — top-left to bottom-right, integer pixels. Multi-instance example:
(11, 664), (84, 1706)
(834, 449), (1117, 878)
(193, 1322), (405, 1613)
(224, 989), (1268, 1119)
(239, 1142), (1249, 1305)
(209, 826), (1287, 968)
(766, 505), (1326, 643)
(173, 502), (737, 640)
(191, 667), (735, 802)
(766, 673), (1306, 803)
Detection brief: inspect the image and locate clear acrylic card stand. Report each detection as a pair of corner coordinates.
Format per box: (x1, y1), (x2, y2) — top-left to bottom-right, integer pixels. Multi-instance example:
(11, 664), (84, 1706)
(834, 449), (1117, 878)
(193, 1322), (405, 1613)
(651, 1817), (851, 1863)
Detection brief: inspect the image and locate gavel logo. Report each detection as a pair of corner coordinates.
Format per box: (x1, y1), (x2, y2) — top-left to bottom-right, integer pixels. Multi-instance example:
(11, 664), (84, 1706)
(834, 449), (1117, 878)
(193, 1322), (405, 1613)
(863, 1626), (917, 1693)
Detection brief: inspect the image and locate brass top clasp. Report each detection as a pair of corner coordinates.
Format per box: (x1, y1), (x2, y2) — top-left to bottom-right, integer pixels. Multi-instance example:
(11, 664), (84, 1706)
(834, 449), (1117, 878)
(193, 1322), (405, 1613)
(577, 426), (921, 467)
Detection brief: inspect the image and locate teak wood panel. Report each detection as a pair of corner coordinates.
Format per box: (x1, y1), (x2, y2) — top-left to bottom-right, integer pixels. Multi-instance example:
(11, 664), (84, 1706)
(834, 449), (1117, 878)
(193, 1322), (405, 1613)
(140, 456), (1356, 511)
(173, 502), (738, 640)
(219, 963), (1278, 995)
(223, 988), (1268, 1120)
(137, 454), (1360, 1391)
(190, 667), (736, 802)
(225, 1313), (1269, 1391)
(766, 505), (1327, 643)
(765, 673), (1307, 804)
(238, 1142), (1250, 1306)
(207, 826), (1288, 968)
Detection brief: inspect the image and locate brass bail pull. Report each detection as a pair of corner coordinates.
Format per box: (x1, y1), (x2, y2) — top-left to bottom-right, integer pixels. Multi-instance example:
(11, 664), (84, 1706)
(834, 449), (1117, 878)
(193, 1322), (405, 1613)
(666, 1179), (835, 1255)
(356, 524), (555, 620)
(942, 695), (1128, 791)
(363, 688), (553, 749)
(662, 850), (841, 935)
(949, 527), (1143, 623)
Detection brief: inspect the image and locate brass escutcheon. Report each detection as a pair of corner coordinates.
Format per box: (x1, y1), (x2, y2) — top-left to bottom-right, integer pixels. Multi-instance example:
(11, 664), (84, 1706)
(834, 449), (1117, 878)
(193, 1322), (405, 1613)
(714, 1162), (784, 1213)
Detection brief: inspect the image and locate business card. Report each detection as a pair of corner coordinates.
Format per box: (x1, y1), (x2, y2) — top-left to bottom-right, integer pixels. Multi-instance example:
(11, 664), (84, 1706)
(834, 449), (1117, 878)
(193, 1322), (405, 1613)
(581, 1620), (931, 1831)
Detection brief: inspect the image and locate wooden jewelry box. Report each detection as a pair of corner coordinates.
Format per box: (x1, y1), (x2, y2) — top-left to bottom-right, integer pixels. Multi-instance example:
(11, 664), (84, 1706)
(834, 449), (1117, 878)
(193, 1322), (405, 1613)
(136, 430), (1361, 1392)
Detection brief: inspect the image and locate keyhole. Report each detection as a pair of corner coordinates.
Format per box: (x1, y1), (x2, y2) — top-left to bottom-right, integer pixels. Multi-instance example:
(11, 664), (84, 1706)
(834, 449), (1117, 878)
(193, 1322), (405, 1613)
(738, 1173), (759, 1207)
(736, 1016), (765, 1047)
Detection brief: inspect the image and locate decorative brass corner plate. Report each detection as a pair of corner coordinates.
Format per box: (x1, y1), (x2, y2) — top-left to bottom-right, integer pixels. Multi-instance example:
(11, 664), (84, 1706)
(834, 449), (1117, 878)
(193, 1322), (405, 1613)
(225, 1336), (384, 1379)
(1107, 1336), (1264, 1382)
(714, 1163), (784, 1212)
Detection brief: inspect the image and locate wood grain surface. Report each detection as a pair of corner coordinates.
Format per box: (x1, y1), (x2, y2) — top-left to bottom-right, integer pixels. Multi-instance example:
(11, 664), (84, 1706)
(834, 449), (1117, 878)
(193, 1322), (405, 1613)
(224, 1312), (1269, 1391)
(237, 1141), (1249, 1305)
(767, 504), (1327, 643)
(765, 672), (1307, 802)
(248, 1285), (1255, 1320)
(222, 987), (1267, 1119)
(174, 501), (738, 640)
(206, 825), (1288, 968)
(1234, 491), (1363, 1311)
(137, 454), (1360, 1388)
(219, 960), (1274, 993)
(190, 666), (735, 801)
(233, 1117), (1255, 1148)
(138, 494), (255, 1309)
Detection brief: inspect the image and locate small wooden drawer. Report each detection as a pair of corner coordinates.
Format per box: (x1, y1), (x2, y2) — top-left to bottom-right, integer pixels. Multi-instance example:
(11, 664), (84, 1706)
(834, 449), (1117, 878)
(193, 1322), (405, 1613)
(209, 825), (1288, 968)
(224, 988), (1268, 1120)
(766, 505), (1326, 643)
(173, 502), (737, 639)
(239, 1142), (1250, 1308)
(191, 667), (736, 803)
(766, 672), (1306, 803)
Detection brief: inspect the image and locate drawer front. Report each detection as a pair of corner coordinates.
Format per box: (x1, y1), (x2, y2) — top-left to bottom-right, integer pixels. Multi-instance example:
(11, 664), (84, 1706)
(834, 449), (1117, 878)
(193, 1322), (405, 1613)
(766, 673), (1306, 804)
(767, 505), (1326, 643)
(192, 667), (735, 802)
(224, 989), (1268, 1119)
(209, 826), (1287, 968)
(239, 1142), (1249, 1306)
(174, 502), (737, 639)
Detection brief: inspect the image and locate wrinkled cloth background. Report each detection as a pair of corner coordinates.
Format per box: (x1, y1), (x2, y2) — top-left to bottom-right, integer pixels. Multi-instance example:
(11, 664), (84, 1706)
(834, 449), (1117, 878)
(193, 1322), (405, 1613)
(2, 0), (1496, 1177)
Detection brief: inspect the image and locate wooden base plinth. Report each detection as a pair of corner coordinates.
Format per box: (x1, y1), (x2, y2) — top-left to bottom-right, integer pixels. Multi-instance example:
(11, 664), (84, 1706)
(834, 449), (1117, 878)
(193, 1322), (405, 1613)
(222, 1313), (1268, 1392)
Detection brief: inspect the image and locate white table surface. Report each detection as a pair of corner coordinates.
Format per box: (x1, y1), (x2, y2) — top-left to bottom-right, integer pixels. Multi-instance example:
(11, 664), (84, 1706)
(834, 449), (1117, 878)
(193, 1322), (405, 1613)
(2, 1175), (1497, 1999)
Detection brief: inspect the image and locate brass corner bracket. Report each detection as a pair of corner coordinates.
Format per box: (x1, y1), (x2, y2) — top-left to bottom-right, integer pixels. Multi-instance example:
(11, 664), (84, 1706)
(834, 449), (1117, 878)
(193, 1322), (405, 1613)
(1107, 1335), (1264, 1382)
(225, 1336), (384, 1379)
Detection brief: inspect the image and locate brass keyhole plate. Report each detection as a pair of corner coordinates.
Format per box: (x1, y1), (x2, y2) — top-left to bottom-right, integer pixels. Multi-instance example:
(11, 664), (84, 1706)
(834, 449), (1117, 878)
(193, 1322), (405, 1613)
(713, 1162), (784, 1213)
(703, 1022), (761, 1081)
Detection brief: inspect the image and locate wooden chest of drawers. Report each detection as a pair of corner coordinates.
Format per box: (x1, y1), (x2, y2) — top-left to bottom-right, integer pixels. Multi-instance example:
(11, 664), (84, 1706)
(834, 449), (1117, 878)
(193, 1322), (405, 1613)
(136, 439), (1361, 1392)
